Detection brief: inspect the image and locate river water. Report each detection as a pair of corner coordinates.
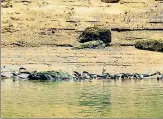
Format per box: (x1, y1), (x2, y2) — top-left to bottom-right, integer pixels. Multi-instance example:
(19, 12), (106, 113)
(1, 78), (163, 118)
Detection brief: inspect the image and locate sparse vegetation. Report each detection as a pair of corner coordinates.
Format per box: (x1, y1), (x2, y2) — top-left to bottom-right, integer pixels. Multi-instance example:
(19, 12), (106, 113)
(1, 0), (12, 8)
(2, 2), (12, 8)
(2, 24), (17, 33)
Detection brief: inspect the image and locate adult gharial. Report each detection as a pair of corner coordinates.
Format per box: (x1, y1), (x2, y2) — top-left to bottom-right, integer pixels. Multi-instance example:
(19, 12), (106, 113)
(28, 70), (73, 81)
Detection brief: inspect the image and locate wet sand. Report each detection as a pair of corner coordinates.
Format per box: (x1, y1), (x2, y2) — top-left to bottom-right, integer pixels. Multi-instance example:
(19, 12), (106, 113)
(2, 46), (163, 74)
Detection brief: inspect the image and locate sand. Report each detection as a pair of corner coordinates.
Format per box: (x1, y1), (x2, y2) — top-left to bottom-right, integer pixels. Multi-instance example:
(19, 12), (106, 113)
(2, 46), (163, 74)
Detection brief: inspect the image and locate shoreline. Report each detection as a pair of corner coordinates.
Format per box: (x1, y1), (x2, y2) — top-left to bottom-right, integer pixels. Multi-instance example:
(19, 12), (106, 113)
(2, 46), (163, 74)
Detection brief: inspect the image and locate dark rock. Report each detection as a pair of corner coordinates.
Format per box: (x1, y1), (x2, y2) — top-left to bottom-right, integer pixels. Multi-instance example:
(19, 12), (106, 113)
(78, 27), (111, 46)
(101, 0), (120, 3)
(10, 41), (28, 47)
(135, 39), (163, 52)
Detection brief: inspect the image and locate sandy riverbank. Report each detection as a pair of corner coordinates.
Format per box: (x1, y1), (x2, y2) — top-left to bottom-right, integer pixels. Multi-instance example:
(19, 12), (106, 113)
(2, 46), (163, 74)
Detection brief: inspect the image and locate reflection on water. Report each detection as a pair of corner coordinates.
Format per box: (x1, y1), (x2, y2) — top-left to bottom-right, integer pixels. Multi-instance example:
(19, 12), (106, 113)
(1, 79), (163, 118)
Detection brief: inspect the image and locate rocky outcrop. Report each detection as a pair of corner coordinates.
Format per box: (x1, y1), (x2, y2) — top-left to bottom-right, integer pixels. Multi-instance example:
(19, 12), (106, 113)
(78, 27), (111, 45)
(74, 27), (111, 49)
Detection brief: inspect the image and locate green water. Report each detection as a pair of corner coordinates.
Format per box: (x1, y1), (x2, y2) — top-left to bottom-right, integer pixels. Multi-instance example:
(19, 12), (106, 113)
(1, 79), (163, 118)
